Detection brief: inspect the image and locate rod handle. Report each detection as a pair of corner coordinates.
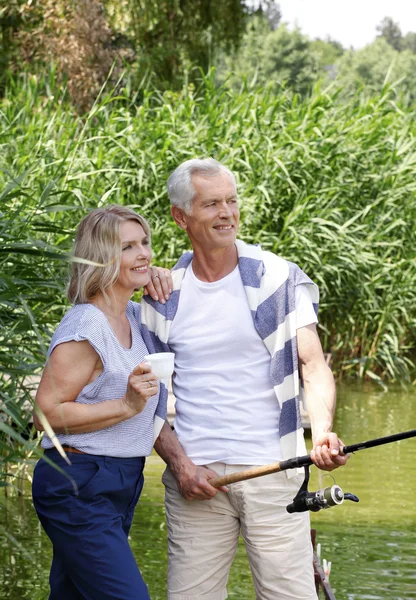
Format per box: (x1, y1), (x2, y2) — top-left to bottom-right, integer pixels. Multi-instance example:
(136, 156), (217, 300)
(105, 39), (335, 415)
(209, 462), (283, 488)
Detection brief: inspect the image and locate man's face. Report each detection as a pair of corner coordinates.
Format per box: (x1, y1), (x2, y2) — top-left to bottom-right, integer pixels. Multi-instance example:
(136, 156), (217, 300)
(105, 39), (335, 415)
(175, 172), (239, 252)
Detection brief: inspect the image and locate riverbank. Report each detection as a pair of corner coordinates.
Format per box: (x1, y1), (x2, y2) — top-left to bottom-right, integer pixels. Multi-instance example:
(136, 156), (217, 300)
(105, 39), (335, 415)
(1, 381), (415, 599)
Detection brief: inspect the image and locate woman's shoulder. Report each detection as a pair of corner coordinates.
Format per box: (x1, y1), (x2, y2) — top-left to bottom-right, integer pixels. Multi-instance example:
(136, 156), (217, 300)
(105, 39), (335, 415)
(60, 303), (107, 330)
(49, 304), (108, 349)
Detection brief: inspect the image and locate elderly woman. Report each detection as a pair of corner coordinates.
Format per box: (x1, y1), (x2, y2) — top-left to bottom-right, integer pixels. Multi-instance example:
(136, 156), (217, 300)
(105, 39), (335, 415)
(32, 205), (172, 600)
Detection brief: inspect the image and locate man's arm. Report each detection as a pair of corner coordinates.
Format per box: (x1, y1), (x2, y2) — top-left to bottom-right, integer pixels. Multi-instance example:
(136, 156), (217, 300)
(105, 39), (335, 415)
(154, 422), (228, 500)
(297, 324), (348, 471)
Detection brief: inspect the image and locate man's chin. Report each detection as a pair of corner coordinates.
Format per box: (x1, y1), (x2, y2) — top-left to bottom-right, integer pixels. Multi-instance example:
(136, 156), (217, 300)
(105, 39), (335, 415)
(215, 229), (237, 242)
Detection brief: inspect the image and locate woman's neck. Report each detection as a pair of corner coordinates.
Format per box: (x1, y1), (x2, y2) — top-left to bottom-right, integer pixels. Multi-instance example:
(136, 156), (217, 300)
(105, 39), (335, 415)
(90, 291), (129, 320)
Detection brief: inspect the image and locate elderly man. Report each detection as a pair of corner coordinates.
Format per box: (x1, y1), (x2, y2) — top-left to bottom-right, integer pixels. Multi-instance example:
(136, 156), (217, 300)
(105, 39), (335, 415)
(141, 158), (347, 600)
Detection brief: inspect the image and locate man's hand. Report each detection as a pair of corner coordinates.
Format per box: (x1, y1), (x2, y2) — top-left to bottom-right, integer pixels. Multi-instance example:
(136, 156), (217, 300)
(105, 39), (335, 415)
(143, 266), (173, 303)
(154, 423), (228, 501)
(175, 464), (228, 501)
(310, 430), (349, 471)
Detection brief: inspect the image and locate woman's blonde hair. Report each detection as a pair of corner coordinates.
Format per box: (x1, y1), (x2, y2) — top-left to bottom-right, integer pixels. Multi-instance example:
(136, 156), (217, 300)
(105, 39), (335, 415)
(67, 205), (151, 304)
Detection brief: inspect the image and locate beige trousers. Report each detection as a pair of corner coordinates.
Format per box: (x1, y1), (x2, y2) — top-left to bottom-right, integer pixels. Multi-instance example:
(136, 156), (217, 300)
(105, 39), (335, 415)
(163, 463), (317, 600)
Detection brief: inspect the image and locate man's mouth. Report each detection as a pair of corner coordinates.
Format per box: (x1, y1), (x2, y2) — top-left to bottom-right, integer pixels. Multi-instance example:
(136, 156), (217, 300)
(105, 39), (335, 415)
(214, 225), (233, 231)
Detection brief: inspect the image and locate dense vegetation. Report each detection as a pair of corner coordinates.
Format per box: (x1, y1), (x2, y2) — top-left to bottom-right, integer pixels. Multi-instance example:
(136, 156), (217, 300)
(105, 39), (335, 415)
(1, 2), (416, 488)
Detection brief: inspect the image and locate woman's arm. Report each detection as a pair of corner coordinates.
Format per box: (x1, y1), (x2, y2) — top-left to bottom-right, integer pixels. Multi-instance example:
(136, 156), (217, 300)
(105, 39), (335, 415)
(34, 340), (156, 434)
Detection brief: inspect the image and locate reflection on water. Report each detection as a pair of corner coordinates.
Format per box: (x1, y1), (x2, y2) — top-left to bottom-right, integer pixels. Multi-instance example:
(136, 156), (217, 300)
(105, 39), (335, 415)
(0, 382), (415, 599)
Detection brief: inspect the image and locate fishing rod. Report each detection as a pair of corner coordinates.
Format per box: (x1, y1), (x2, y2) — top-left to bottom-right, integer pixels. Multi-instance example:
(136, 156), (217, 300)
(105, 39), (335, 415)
(209, 429), (416, 513)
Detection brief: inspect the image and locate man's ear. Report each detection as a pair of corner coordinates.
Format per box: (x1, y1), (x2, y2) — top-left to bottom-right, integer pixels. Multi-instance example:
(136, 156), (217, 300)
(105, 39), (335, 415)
(171, 205), (188, 230)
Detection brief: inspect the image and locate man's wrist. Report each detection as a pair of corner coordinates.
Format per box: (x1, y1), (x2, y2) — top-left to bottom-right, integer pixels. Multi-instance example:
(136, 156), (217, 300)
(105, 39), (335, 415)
(170, 456), (195, 480)
(312, 421), (333, 440)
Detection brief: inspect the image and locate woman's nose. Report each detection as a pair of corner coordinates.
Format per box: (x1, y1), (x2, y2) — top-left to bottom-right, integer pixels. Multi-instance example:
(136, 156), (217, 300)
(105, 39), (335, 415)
(137, 245), (151, 259)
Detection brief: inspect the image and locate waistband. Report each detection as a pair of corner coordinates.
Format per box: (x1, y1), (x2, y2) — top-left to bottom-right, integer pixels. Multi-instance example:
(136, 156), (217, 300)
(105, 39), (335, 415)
(43, 446), (146, 466)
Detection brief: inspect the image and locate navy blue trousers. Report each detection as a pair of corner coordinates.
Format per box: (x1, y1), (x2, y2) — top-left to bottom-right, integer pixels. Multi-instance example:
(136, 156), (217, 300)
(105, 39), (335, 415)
(32, 450), (150, 600)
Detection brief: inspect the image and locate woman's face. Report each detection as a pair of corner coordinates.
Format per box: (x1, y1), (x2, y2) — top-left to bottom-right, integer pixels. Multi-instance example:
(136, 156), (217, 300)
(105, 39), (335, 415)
(116, 220), (152, 292)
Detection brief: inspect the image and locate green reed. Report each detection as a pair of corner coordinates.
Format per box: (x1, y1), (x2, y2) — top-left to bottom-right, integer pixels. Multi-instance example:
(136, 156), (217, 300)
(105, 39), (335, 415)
(0, 71), (415, 479)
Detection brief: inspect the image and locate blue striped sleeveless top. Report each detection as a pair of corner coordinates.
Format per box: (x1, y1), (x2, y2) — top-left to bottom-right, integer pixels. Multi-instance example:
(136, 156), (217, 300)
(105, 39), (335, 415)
(41, 301), (162, 457)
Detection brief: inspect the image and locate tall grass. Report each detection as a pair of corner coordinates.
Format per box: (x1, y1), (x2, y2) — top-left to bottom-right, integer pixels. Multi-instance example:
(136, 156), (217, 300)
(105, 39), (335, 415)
(1, 71), (415, 483)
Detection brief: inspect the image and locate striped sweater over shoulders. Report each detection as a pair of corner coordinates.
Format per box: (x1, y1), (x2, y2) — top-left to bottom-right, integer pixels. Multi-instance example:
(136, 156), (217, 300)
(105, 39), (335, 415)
(141, 239), (319, 475)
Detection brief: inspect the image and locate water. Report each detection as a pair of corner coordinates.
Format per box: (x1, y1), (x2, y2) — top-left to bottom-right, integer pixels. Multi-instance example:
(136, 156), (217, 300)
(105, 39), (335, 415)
(1, 382), (415, 599)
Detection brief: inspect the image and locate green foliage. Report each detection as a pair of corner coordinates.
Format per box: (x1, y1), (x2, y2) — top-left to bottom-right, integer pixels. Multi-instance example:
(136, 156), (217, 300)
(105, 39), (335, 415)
(334, 38), (416, 102)
(376, 16), (403, 51)
(0, 71), (416, 378)
(2, 0), (252, 105)
(217, 19), (319, 95)
(403, 31), (416, 54)
(374, 16), (416, 55)
(103, 0), (250, 89)
(1, 72), (416, 480)
(0, 0), (131, 111)
(0, 0), (42, 86)
(310, 38), (344, 68)
(262, 24), (319, 94)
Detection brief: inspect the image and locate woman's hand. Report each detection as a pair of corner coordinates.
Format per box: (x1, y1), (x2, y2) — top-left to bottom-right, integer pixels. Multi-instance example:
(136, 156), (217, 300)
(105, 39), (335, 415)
(143, 266), (173, 304)
(34, 341), (156, 434)
(123, 362), (158, 415)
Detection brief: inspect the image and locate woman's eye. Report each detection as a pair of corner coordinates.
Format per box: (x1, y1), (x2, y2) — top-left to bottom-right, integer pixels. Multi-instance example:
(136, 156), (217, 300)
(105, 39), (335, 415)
(122, 245), (132, 251)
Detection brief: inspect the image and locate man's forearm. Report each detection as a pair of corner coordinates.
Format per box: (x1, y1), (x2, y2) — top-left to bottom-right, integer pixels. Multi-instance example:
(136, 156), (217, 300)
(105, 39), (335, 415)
(154, 421), (226, 500)
(303, 362), (336, 442)
(154, 422), (195, 477)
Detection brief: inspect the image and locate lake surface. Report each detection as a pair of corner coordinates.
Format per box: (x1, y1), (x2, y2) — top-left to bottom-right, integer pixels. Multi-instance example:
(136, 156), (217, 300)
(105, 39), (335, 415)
(1, 381), (415, 599)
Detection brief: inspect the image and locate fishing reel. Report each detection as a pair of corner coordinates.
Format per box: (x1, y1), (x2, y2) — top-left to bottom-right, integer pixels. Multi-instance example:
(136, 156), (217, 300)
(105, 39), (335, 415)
(286, 466), (359, 513)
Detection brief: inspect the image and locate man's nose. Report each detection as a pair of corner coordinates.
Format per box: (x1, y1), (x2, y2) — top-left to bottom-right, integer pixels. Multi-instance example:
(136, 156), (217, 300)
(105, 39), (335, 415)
(218, 201), (232, 217)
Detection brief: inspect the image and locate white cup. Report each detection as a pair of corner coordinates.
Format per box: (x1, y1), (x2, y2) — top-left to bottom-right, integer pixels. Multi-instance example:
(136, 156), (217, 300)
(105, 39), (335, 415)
(144, 352), (175, 387)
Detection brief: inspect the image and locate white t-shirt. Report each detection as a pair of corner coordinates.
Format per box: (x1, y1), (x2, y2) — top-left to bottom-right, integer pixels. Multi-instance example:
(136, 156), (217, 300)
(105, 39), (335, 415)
(168, 262), (317, 465)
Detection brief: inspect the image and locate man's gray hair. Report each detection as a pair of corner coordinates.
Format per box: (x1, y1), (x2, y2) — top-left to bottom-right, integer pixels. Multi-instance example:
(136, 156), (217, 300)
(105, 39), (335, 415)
(167, 158), (236, 214)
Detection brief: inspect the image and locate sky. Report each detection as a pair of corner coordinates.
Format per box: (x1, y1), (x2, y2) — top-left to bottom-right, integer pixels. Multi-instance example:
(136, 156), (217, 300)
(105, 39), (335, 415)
(276, 0), (416, 49)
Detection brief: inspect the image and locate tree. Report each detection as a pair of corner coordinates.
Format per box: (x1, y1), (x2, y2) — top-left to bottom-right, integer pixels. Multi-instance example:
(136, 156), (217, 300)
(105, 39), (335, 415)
(310, 37), (344, 68)
(103, 0), (250, 88)
(256, 0), (282, 30)
(2, 0), (130, 111)
(262, 25), (319, 94)
(376, 17), (403, 51)
(403, 31), (416, 54)
(335, 38), (416, 101)
(2, 0), (253, 104)
(216, 18), (319, 95)
(0, 1), (44, 86)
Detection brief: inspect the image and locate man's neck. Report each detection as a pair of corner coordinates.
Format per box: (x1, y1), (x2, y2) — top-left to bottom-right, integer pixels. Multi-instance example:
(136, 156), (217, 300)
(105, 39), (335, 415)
(191, 244), (238, 282)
